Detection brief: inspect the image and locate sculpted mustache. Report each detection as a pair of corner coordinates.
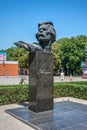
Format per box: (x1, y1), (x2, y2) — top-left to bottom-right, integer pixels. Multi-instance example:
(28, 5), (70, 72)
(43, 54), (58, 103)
(36, 32), (50, 37)
(36, 33), (45, 37)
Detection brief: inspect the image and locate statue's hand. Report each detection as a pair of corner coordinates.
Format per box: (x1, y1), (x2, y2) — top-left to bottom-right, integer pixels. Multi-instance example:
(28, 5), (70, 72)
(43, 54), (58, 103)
(14, 41), (30, 51)
(14, 41), (43, 52)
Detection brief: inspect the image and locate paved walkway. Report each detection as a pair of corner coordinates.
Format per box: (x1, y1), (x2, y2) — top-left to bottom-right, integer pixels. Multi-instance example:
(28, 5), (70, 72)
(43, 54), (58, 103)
(0, 103), (34, 130)
(0, 76), (29, 85)
(0, 76), (87, 85)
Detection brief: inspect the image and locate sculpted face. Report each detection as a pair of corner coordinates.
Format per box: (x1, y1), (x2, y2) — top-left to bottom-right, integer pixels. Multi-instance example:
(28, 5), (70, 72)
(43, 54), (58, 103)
(36, 22), (56, 49)
(37, 24), (51, 43)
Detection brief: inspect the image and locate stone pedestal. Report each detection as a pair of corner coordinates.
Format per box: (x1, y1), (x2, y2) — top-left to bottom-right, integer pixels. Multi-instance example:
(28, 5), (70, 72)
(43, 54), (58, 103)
(29, 51), (53, 112)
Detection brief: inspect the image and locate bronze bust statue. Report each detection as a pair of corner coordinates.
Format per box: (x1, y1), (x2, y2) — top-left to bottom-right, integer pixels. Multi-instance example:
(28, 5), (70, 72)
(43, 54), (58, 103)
(14, 21), (56, 52)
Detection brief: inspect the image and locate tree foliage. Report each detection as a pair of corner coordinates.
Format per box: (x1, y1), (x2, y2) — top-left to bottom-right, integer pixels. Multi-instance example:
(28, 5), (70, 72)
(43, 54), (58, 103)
(57, 35), (87, 75)
(5, 46), (29, 68)
(51, 42), (62, 71)
(6, 46), (16, 60)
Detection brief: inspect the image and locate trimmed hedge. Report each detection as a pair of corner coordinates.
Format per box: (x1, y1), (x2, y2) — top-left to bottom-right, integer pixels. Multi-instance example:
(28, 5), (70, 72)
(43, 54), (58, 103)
(0, 81), (87, 105)
(0, 85), (29, 105)
(66, 81), (87, 85)
(54, 82), (87, 99)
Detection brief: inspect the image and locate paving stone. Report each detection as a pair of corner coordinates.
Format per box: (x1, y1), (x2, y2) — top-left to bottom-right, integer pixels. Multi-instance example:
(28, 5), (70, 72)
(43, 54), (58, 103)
(64, 125), (87, 130)
(6, 101), (87, 130)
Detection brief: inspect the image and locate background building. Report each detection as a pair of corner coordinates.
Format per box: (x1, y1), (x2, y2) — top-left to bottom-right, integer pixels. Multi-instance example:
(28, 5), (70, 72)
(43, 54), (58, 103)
(0, 52), (18, 76)
(0, 61), (19, 76)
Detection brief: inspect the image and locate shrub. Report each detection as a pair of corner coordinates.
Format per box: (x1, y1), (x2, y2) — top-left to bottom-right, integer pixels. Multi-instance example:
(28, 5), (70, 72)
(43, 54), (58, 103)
(0, 85), (29, 105)
(0, 82), (87, 105)
(54, 82), (87, 99)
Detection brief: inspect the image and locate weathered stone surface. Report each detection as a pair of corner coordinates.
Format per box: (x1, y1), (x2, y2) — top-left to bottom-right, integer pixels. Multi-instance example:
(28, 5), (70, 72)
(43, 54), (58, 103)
(29, 51), (53, 112)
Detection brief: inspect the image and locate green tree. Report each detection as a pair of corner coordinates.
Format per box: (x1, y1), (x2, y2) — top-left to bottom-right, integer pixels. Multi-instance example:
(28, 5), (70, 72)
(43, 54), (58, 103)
(12, 47), (29, 68)
(51, 42), (62, 75)
(60, 35), (87, 75)
(6, 46), (29, 68)
(5, 46), (16, 60)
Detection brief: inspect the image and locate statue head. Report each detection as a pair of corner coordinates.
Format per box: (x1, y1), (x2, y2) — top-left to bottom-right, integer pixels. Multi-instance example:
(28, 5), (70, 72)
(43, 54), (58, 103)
(36, 22), (56, 49)
(14, 21), (56, 53)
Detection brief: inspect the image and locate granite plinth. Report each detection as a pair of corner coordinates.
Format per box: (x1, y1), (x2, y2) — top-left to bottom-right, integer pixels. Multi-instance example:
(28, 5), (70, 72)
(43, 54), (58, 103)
(6, 101), (87, 130)
(29, 51), (53, 112)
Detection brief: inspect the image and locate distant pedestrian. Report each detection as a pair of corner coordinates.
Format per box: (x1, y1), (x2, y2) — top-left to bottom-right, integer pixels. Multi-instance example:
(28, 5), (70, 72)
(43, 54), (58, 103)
(19, 78), (24, 84)
(5, 70), (9, 78)
(60, 71), (64, 82)
(70, 74), (73, 81)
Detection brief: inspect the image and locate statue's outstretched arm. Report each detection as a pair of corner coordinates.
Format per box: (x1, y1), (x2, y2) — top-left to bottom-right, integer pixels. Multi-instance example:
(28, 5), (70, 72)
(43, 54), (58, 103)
(14, 41), (43, 52)
(14, 41), (30, 51)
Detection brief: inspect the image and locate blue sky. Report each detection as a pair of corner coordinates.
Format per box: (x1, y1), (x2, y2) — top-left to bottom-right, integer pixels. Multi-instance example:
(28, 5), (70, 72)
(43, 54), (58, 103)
(0, 0), (87, 50)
